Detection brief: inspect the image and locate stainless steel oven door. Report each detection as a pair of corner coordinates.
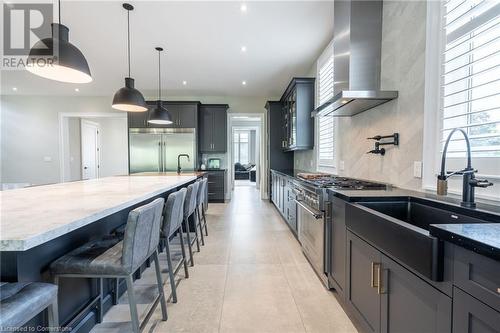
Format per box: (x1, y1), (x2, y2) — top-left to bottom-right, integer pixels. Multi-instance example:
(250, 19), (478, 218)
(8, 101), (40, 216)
(296, 199), (327, 286)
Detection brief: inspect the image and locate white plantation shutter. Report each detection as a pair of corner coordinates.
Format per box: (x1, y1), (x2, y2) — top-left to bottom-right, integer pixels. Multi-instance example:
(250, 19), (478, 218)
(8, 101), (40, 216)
(317, 42), (336, 168)
(441, 0), (500, 159)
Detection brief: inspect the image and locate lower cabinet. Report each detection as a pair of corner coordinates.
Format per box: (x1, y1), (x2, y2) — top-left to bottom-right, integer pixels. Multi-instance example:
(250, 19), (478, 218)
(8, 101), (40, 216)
(207, 170), (225, 203)
(347, 231), (452, 333)
(453, 287), (500, 333)
(270, 172), (297, 235)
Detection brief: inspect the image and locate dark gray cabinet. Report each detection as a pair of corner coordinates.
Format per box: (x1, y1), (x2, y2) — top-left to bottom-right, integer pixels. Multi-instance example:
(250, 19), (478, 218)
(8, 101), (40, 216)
(453, 246), (500, 313)
(280, 78), (315, 151)
(453, 287), (500, 333)
(347, 231), (382, 333)
(266, 101), (294, 199)
(347, 231), (452, 333)
(199, 104), (228, 153)
(328, 195), (347, 299)
(128, 101), (199, 128)
(380, 254), (452, 333)
(206, 170), (225, 203)
(270, 171), (297, 234)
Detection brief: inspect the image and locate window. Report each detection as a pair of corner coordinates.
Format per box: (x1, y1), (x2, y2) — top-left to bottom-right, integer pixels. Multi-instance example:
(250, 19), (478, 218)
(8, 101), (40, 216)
(233, 130), (249, 164)
(424, 0), (500, 200)
(316, 40), (337, 170)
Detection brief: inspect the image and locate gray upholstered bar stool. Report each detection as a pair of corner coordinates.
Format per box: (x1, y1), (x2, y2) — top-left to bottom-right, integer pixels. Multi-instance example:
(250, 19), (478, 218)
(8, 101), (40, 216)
(196, 178), (209, 240)
(0, 282), (58, 331)
(160, 187), (189, 303)
(183, 181), (202, 266)
(50, 198), (168, 333)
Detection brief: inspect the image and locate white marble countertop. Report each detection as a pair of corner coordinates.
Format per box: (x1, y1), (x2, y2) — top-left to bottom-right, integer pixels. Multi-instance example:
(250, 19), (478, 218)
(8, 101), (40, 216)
(0, 175), (197, 251)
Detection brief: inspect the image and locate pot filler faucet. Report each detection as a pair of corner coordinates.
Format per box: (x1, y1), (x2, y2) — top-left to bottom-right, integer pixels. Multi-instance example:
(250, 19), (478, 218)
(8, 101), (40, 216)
(437, 128), (493, 208)
(177, 154), (190, 174)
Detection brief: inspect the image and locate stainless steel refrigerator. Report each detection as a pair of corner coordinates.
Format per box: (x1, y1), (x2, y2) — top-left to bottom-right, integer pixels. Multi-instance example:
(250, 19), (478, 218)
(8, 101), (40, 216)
(129, 128), (196, 173)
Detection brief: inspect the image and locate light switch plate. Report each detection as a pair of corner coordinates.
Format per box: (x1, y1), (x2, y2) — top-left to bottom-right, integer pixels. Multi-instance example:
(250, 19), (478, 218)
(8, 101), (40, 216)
(413, 161), (422, 178)
(339, 160), (345, 171)
(43, 156), (52, 162)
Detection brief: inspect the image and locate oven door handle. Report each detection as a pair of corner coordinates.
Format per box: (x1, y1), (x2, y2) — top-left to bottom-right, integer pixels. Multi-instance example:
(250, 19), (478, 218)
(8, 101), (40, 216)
(295, 199), (323, 219)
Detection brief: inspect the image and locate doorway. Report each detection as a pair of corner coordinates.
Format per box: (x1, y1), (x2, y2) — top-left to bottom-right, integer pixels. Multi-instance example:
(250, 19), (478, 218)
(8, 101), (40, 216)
(80, 120), (100, 180)
(228, 113), (264, 198)
(59, 113), (128, 182)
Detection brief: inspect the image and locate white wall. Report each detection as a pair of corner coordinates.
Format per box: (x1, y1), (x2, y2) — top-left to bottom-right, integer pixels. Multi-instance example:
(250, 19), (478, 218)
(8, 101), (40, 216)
(0, 95), (125, 185)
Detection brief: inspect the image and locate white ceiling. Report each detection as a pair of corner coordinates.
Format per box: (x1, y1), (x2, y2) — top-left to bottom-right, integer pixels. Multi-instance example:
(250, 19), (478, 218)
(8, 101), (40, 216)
(1, 1), (334, 98)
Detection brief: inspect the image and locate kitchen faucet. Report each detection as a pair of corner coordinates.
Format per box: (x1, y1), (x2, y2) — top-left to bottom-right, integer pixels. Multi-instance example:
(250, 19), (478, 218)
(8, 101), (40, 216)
(437, 128), (493, 208)
(177, 154), (190, 174)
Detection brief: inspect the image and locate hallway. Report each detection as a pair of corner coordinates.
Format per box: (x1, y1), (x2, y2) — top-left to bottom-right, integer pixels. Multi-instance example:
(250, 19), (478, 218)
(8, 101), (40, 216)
(94, 186), (357, 332)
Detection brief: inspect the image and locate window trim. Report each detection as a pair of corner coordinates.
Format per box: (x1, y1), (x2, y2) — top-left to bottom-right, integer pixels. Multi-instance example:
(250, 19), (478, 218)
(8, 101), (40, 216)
(423, 0), (500, 202)
(315, 39), (338, 174)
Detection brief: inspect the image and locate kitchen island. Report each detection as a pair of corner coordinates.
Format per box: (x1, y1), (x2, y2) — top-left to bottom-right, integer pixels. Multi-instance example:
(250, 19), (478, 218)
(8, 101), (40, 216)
(0, 174), (202, 332)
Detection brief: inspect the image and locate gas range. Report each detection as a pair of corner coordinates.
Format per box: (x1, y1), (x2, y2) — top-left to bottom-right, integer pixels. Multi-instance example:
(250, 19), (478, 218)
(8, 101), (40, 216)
(292, 174), (387, 212)
(299, 175), (387, 190)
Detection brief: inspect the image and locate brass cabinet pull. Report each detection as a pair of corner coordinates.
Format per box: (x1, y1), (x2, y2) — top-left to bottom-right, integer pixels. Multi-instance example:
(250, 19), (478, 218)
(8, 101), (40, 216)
(497, 287), (500, 294)
(376, 264), (382, 294)
(371, 262), (377, 288)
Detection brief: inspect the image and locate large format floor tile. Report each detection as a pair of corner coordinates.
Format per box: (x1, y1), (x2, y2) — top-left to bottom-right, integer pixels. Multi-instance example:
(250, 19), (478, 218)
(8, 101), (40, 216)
(91, 186), (356, 333)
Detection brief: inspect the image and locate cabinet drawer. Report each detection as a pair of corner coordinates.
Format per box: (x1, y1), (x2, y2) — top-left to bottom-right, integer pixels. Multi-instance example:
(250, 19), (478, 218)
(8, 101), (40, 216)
(454, 246), (500, 312)
(453, 287), (500, 333)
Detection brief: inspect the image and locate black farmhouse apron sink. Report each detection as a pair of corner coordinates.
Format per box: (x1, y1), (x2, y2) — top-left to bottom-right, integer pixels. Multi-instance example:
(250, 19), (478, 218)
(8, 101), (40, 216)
(345, 196), (493, 281)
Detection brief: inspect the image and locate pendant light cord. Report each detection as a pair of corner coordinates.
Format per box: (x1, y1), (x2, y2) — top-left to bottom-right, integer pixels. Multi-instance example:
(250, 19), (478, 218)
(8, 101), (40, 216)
(127, 9), (131, 77)
(158, 49), (161, 100)
(58, 0), (61, 24)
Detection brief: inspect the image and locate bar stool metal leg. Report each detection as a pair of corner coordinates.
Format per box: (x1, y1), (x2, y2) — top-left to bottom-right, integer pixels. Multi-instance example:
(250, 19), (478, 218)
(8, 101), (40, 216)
(125, 275), (140, 333)
(184, 218), (194, 266)
(178, 230), (189, 278)
(164, 238), (177, 303)
(192, 214), (201, 252)
(113, 278), (120, 305)
(97, 278), (104, 323)
(202, 205), (208, 236)
(47, 298), (59, 329)
(152, 250), (168, 321)
(196, 207), (205, 246)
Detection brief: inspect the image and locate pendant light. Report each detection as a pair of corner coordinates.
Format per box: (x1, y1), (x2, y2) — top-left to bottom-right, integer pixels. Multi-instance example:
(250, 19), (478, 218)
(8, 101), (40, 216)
(26, 0), (92, 83)
(148, 47), (173, 125)
(111, 3), (147, 112)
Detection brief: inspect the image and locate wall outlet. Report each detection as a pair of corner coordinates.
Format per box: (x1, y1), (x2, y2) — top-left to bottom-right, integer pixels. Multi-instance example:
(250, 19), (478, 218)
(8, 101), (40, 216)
(310, 160), (313, 168)
(413, 161), (422, 178)
(43, 156), (52, 162)
(339, 160), (345, 171)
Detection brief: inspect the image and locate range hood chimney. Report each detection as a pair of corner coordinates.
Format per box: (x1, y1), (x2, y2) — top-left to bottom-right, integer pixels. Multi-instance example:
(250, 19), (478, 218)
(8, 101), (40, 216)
(314, 0), (398, 117)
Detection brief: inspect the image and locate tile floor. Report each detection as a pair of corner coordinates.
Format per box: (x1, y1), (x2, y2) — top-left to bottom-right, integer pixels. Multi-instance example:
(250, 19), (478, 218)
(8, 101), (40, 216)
(91, 186), (357, 333)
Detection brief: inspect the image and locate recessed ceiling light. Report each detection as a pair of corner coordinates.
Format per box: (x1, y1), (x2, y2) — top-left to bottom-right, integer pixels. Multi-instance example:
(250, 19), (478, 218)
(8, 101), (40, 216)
(241, 46), (247, 52)
(12, 87), (17, 91)
(74, 88), (79, 92)
(182, 81), (187, 85)
(240, 4), (247, 12)
(242, 81), (247, 85)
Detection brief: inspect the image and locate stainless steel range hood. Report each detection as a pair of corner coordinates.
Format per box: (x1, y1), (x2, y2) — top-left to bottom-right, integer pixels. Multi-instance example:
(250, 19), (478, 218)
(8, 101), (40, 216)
(313, 0), (398, 117)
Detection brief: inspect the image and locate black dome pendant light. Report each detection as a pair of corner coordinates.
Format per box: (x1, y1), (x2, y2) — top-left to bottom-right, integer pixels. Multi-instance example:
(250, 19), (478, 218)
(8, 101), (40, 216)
(112, 3), (147, 112)
(26, 0), (92, 83)
(148, 47), (173, 125)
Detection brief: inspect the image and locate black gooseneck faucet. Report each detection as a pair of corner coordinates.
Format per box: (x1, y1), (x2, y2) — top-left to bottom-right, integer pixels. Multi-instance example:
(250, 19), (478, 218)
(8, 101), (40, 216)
(437, 128), (493, 208)
(177, 154), (190, 174)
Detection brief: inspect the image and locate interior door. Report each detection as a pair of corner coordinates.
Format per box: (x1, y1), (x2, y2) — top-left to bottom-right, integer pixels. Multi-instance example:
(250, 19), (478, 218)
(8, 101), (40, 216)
(81, 120), (99, 180)
(129, 133), (162, 173)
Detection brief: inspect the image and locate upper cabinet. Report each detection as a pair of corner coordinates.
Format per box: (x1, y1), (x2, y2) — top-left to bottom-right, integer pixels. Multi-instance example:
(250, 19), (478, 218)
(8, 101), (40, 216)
(280, 77), (315, 151)
(127, 101), (199, 128)
(198, 104), (228, 153)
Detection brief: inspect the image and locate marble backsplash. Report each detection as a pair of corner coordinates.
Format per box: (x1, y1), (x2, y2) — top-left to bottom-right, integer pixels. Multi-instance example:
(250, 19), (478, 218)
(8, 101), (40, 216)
(295, 0), (427, 191)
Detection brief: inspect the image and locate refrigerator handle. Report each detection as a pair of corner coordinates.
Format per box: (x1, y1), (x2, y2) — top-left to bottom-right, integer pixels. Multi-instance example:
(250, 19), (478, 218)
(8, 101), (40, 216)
(162, 141), (166, 172)
(158, 141), (161, 173)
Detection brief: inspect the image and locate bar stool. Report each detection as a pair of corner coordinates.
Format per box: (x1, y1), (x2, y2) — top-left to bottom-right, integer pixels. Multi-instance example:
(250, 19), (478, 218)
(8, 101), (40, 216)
(183, 182), (201, 266)
(0, 282), (58, 331)
(160, 188), (189, 303)
(196, 178), (209, 239)
(50, 198), (167, 333)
